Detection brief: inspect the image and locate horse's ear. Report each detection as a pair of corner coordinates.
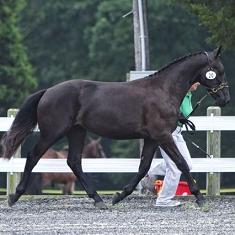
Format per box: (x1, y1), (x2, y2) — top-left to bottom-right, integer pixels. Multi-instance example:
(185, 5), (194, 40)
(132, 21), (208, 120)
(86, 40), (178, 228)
(97, 137), (101, 142)
(213, 46), (222, 59)
(88, 136), (93, 142)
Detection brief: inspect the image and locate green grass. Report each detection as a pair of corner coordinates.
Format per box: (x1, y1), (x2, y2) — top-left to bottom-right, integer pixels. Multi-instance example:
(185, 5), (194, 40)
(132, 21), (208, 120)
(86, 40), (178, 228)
(42, 189), (117, 195)
(0, 188), (118, 195)
(201, 188), (235, 194)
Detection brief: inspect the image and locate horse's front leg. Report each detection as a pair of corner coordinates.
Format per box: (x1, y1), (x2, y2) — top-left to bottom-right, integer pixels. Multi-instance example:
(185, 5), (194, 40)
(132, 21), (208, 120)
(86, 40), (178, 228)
(160, 134), (205, 206)
(112, 139), (157, 205)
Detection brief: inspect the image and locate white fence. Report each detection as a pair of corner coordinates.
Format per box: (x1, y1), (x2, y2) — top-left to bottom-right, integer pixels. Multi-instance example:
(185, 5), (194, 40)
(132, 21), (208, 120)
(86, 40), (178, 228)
(1, 107), (235, 196)
(0, 158), (235, 173)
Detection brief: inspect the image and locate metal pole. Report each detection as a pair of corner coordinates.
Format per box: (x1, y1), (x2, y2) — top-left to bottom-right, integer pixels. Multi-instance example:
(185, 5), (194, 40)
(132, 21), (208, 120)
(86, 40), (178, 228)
(133, 0), (150, 153)
(133, 0), (141, 70)
(138, 0), (146, 71)
(133, 0), (150, 70)
(206, 106), (221, 196)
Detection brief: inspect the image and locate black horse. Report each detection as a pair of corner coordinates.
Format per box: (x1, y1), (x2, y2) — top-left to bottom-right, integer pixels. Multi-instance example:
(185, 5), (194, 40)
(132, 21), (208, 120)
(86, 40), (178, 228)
(1, 47), (230, 209)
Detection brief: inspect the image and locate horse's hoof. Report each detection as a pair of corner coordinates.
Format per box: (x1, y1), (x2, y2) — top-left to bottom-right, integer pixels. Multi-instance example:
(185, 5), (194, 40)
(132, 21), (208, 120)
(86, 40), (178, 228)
(8, 194), (16, 207)
(200, 203), (210, 212)
(112, 192), (122, 205)
(195, 198), (205, 207)
(94, 201), (108, 210)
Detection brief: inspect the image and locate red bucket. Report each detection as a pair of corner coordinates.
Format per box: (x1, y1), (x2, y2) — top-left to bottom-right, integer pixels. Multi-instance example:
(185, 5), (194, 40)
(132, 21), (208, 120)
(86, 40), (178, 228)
(175, 181), (192, 196)
(154, 180), (192, 196)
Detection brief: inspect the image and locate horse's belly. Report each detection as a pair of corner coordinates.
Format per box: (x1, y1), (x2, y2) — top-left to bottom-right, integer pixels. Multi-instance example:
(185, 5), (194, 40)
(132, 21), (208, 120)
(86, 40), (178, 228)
(87, 127), (143, 139)
(82, 113), (144, 139)
(89, 127), (143, 139)
(77, 92), (147, 139)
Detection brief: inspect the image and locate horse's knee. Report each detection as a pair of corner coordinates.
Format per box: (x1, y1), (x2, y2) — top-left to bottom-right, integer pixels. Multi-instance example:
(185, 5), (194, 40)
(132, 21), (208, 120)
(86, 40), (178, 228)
(137, 169), (149, 180)
(176, 159), (190, 173)
(67, 159), (77, 170)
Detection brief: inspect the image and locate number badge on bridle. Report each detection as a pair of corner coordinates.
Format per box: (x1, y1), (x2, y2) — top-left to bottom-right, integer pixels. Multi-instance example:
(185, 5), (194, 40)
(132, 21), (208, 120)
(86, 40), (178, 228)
(206, 70), (216, 80)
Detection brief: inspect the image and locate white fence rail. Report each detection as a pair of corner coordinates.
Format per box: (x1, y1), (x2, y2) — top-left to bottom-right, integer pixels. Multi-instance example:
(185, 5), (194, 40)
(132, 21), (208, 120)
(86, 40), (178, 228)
(1, 115), (235, 132)
(0, 158), (235, 173)
(1, 109), (235, 196)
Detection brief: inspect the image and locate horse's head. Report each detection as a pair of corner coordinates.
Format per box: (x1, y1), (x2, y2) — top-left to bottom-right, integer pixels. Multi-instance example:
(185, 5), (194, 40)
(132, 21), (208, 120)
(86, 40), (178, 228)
(196, 46), (230, 107)
(83, 137), (107, 158)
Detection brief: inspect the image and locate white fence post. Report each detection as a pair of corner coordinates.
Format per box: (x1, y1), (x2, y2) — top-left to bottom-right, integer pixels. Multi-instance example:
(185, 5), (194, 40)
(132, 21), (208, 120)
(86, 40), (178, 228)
(206, 106), (221, 196)
(6, 109), (21, 196)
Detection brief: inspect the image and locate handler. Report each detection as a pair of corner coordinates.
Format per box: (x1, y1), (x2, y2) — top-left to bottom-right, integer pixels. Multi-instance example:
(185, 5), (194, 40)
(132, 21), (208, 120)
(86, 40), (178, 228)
(140, 82), (200, 207)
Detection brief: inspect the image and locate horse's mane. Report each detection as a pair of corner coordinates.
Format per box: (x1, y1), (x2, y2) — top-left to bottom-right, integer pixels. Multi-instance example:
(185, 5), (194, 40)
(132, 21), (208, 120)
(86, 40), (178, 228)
(148, 51), (204, 78)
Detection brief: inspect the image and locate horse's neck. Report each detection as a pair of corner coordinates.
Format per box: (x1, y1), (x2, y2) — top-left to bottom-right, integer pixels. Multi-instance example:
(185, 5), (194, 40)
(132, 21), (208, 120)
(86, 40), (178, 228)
(155, 53), (206, 104)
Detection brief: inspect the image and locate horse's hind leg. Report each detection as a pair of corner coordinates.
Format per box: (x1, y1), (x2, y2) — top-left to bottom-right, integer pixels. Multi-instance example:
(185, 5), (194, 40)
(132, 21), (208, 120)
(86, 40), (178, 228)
(66, 126), (106, 209)
(8, 135), (60, 206)
(113, 139), (157, 205)
(160, 135), (205, 206)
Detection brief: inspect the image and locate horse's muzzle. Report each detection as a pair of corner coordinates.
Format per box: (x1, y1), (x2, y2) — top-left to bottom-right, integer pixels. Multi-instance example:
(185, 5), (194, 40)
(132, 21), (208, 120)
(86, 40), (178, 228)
(215, 97), (230, 107)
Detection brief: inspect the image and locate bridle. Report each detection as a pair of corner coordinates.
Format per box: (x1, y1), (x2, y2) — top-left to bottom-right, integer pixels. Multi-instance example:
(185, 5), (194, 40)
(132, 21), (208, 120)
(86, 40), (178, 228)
(208, 82), (229, 95)
(183, 52), (229, 121)
(187, 80), (228, 118)
(204, 52), (229, 95)
(180, 52), (229, 155)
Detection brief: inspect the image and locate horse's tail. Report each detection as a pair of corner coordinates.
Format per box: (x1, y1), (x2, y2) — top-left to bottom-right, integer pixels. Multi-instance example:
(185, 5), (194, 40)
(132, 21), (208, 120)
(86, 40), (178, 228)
(1, 89), (47, 159)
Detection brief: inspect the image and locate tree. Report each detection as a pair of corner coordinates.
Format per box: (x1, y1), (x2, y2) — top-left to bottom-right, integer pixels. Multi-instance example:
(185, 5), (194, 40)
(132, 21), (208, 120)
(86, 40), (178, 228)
(176, 0), (235, 49)
(20, 0), (132, 88)
(147, 0), (210, 68)
(0, 0), (36, 115)
(172, 0), (235, 114)
(86, 0), (134, 82)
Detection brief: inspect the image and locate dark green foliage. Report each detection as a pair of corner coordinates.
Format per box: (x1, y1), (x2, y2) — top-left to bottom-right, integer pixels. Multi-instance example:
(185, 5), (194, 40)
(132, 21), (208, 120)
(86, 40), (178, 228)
(148, 0), (210, 68)
(176, 0), (235, 49)
(0, 0), (36, 115)
(20, 0), (133, 88)
(111, 140), (140, 158)
(87, 1), (134, 82)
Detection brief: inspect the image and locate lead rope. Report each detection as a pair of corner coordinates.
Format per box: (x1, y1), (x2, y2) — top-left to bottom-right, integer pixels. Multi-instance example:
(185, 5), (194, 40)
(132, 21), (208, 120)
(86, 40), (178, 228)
(186, 93), (209, 118)
(178, 93), (209, 131)
(183, 93), (213, 158)
(187, 136), (213, 158)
